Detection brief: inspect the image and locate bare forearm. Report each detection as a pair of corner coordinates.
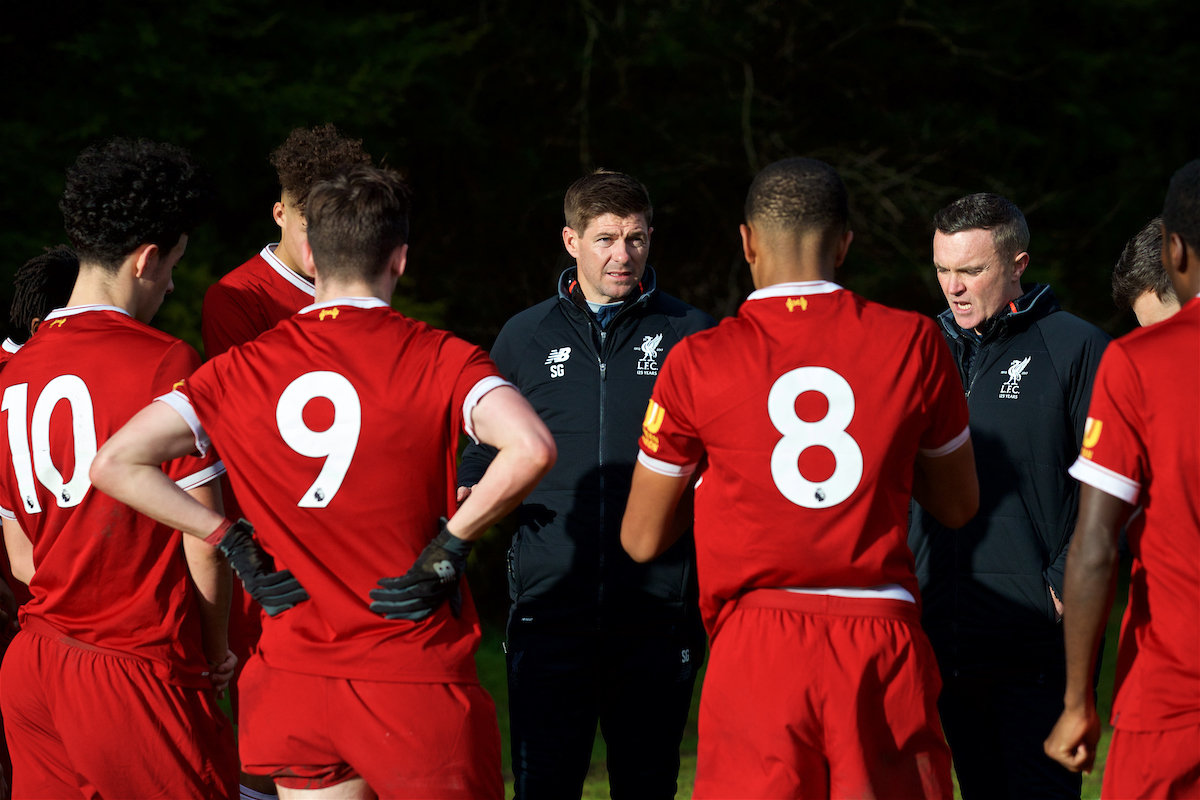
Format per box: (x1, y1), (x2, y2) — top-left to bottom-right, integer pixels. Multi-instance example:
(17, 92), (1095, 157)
(446, 441), (554, 541)
(92, 459), (223, 539)
(183, 535), (232, 663)
(1061, 529), (1118, 711)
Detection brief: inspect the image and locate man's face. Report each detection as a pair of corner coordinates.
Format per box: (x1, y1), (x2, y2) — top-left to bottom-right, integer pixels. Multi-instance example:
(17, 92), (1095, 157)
(1130, 289), (1180, 327)
(562, 213), (651, 304)
(934, 228), (1027, 333)
(137, 234), (188, 323)
(274, 193), (313, 279)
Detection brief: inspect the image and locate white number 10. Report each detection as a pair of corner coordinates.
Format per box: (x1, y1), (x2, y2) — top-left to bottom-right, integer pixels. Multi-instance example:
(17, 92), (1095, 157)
(276, 372), (361, 508)
(2, 377), (98, 514)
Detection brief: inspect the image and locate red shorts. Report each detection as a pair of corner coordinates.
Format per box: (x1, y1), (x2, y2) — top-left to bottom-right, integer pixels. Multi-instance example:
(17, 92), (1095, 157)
(694, 590), (953, 800)
(0, 630), (238, 799)
(239, 656), (503, 798)
(1103, 726), (1200, 799)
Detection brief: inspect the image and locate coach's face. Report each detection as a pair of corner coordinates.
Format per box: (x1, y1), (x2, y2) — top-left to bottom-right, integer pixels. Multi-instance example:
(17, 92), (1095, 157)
(934, 228), (1027, 333)
(563, 213), (652, 304)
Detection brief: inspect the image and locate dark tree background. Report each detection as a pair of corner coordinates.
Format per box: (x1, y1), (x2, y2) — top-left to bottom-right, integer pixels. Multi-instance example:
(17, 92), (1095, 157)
(2, 0), (1196, 623)
(4, 0), (1198, 351)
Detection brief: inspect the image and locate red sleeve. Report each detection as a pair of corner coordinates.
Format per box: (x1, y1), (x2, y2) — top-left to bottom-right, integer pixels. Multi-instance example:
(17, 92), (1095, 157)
(443, 336), (506, 442)
(202, 281), (266, 360)
(151, 342), (223, 486)
(1067, 342), (1145, 505)
(917, 320), (971, 456)
(637, 341), (706, 476)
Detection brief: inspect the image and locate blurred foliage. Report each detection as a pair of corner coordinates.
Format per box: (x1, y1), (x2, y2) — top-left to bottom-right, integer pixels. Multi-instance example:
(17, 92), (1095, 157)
(3, 0), (1195, 624)
(4, 0), (1199, 351)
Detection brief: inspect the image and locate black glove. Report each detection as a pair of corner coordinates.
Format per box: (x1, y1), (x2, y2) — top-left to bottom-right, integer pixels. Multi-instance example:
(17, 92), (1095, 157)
(369, 518), (472, 621)
(213, 519), (310, 617)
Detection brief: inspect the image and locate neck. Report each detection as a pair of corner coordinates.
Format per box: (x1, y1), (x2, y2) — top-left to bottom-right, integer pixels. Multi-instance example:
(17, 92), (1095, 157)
(66, 264), (138, 317)
(314, 275), (393, 305)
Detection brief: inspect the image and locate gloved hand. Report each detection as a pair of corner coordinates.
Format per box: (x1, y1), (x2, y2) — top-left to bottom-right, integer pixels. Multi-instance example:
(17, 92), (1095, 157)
(369, 518), (472, 621)
(208, 518), (310, 617)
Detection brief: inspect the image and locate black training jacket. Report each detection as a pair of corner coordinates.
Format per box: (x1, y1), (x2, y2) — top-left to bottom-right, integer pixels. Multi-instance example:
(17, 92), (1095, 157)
(458, 266), (716, 632)
(908, 284), (1109, 672)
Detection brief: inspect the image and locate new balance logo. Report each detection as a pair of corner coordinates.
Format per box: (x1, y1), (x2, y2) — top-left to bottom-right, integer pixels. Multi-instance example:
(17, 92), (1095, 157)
(546, 347), (571, 379)
(544, 347), (572, 364)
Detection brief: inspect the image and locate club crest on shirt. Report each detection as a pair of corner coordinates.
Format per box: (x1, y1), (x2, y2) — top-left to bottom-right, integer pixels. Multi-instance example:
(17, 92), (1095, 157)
(637, 333), (663, 376)
(545, 347), (571, 378)
(998, 356), (1031, 399)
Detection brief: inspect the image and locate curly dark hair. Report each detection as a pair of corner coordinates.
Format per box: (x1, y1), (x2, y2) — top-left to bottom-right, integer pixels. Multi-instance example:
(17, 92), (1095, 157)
(268, 124), (372, 211)
(59, 138), (213, 270)
(10, 245), (79, 343)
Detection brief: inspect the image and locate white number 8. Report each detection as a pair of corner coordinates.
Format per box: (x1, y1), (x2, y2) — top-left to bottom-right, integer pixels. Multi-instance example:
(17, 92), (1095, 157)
(768, 366), (863, 509)
(276, 372), (361, 508)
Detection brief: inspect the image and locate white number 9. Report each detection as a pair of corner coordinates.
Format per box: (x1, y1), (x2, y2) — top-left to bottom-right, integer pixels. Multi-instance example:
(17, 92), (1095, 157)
(768, 366), (863, 509)
(276, 372), (361, 508)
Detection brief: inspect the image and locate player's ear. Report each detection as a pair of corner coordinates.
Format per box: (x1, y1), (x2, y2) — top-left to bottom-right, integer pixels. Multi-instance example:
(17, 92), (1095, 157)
(740, 223), (756, 267)
(273, 200), (286, 229)
(300, 238), (317, 278)
(390, 244), (408, 279)
(132, 243), (159, 279)
(29, 318), (41, 336)
(562, 226), (580, 259)
(833, 230), (854, 269)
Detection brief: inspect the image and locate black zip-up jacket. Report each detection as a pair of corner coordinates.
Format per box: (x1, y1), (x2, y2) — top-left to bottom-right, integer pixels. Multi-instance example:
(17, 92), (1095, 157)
(458, 266), (716, 631)
(908, 284), (1109, 671)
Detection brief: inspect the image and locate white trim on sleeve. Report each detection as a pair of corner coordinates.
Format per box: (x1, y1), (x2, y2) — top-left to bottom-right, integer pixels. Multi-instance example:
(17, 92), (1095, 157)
(919, 424), (971, 458)
(0, 506), (14, 521)
(462, 376), (516, 444)
(154, 390), (211, 456)
(2, 339), (21, 355)
(637, 451), (698, 478)
(1069, 457), (1140, 505)
(175, 461), (226, 492)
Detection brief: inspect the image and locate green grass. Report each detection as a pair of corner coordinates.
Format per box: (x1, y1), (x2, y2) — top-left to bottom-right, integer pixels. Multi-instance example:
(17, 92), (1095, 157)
(475, 561), (1129, 799)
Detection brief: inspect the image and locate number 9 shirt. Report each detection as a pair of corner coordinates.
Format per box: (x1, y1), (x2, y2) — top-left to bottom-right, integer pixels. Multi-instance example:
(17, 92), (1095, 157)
(637, 281), (970, 635)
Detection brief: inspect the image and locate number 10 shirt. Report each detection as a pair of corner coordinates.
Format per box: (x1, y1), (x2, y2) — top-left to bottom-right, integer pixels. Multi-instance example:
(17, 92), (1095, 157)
(637, 281), (970, 635)
(165, 297), (508, 682)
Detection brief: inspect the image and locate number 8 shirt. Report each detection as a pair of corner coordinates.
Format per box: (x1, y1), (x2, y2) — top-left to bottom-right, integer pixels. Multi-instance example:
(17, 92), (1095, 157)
(165, 297), (508, 682)
(638, 281), (970, 635)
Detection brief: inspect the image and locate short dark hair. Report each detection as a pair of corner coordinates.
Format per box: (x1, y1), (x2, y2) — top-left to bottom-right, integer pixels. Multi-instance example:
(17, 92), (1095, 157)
(933, 193), (1029, 263)
(564, 169), (653, 233)
(1112, 217), (1176, 310)
(744, 158), (848, 237)
(306, 165), (411, 281)
(1162, 159), (1200, 254)
(269, 124), (372, 212)
(10, 245), (79, 343)
(60, 138), (213, 270)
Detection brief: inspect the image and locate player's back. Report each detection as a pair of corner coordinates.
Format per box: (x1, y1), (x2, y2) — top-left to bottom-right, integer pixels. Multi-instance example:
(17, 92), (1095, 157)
(1094, 298), (1200, 728)
(0, 305), (215, 686)
(201, 245), (314, 359)
(182, 297), (502, 682)
(647, 282), (967, 630)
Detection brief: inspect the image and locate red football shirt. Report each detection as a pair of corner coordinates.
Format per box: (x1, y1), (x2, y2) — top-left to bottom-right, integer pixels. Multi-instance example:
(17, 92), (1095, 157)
(165, 297), (508, 682)
(0, 305), (223, 686)
(0, 339), (21, 367)
(1067, 296), (1200, 731)
(201, 244), (314, 359)
(638, 282), (970, 635)
(0, 338), (31, 608)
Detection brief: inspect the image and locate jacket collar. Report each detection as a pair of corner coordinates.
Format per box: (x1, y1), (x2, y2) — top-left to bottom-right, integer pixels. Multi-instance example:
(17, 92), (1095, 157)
(938, 283), (1059, 344)
(557, 264), (658, 324)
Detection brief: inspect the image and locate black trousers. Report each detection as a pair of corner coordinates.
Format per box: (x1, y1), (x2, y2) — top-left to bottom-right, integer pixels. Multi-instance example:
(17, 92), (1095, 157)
(506, 622), (706, 800)
(938, 665), (1082, 800)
